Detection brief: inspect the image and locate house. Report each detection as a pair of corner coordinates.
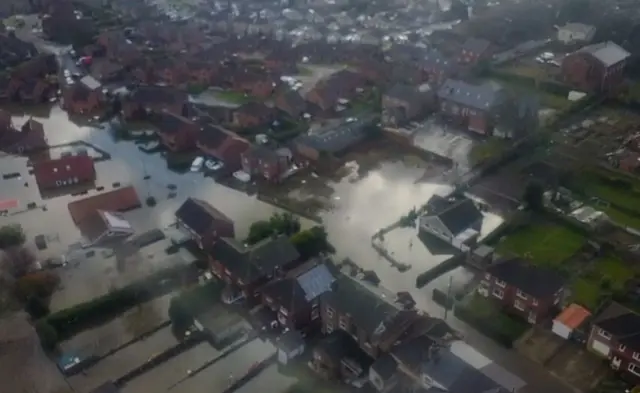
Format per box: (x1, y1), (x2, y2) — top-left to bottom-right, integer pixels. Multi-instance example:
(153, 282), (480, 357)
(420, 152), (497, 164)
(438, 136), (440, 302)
(420, 50), (457, 85)
(458, 38), (493, 65)
(311, 330), (373, 381)
(294, 117), (375, 161)
(175, 197), (235, 249)
(90, 61), (124, 83)
(588, 302), (640, 382)
(0, 118), (48, 155)
(197, 125), (250, 171)
(552, 303), (591, 340)
(276, 330), (306, 365)
(556, 23), (596, 45)
(68, 186), (141, 224)
(62, 81), (103, 115)
(149, 110), (199, 152)
(374, 337), (520, 393)
(122, 86), (187, 120)
(16, 79), (51, 104)
(306, 70), (367, 112)
(382, 84), (433, 127)
(478, 258), (566, 324)
(437, 79), (505, 135)
(232, 102), (276, 129)
(97, 30), (142, 66)
(33, 155), (96, 193)
(241, 144), (292, 183)
(261, 258), (337, 329)
(417, 195), (483, 251)
(208, 235), (301, 300)
(561, 41), (630, 93)
(275, 90), (307, 119)
(319, 274), (402, 358)
(76, 210), (135, 247)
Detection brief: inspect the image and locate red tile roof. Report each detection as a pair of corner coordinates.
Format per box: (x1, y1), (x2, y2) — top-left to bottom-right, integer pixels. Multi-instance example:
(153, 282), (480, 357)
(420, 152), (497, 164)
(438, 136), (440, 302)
(68, 186), (141, 224)
(33, 155), (96, 190)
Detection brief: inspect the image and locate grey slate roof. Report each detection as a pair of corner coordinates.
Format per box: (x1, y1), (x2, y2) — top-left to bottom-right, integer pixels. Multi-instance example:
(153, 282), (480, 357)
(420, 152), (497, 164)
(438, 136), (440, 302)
(321, 274), (400, 335)
(580, 41), (630, 67)
(593, 303), (640, 348)
(175, 198), (232, 236)
(426, 197), (483, 236)
(437, 79), (503, 111)
(486, 258), (566, 299)
(296, 116), (374, 154)
(297, 263), (336, 301)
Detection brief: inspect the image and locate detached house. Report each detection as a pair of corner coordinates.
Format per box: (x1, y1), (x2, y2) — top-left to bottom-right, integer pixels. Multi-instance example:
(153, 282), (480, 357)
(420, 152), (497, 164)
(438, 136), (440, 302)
(208, 235), (300, 301)
(588, 303), (640, 382)
(479, 258), (566, 324)
(561, 41), (629, 93)
(261, 258), (337, 330)
(437, 79), (505, 135)
(175, 197), (235, 249)
(417, 195), (483, 251)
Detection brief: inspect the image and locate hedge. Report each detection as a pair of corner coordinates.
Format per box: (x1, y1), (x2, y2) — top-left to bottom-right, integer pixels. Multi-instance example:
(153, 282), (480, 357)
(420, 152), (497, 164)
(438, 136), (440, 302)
(37, 264), (193, 349)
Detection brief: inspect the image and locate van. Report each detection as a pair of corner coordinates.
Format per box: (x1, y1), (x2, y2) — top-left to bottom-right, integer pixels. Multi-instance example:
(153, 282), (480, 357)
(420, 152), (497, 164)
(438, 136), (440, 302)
(190, 156), (204, 172)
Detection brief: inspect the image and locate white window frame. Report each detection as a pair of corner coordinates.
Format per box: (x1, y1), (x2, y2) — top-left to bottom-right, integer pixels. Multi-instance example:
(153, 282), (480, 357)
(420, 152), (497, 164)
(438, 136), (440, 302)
(516, 290), (528, 300)
(484, 273), (491, 280)
(532, 298), (539, 306)
(326, 322), (334, 334)
(619, 344), (627, 352)
(495, 279), (507, 288)
(339, 318), (348, 331)
(634, 352), (640, 362)
(492, 288), (504, 299)
(326, 306), (334, 318)
(629, 363), (640, 377)
(598, 329), (611, 340)
(514, 299), (525, 311)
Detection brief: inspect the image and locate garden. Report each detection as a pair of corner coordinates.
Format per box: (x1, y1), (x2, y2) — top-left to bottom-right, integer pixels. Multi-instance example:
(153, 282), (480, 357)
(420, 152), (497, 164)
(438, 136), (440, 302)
(569, 254), (635, 310)
(494, 221), (585, 265)
(454, 294), (529, 347)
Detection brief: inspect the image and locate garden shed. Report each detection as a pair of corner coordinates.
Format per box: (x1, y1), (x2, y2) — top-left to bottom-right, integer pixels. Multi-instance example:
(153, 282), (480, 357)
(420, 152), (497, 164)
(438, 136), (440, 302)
(552, 303), (591, 339)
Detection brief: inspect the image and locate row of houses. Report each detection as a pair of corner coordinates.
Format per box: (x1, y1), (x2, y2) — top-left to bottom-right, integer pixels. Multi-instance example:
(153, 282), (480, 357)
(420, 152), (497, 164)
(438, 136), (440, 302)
(170, 196), (524, 393)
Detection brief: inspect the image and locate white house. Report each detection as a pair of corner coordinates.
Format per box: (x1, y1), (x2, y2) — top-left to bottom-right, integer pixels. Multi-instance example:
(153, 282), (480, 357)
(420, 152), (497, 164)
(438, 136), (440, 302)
(556, 23), (596, 45)
(417, 195), (483, 252)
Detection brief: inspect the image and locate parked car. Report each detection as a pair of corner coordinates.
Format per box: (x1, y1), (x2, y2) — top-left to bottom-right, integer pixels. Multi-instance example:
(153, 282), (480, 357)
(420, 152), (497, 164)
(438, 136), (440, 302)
(190, 156), (204, 172)
(205, 160), (223, 171)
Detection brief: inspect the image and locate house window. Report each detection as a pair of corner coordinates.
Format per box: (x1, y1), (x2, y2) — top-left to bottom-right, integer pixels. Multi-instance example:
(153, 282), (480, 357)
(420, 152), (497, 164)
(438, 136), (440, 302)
(532, 299), (539, 306)
(326, 322), (334, 334)
(339, 317), (348, 331)
(484, 273), (491, 280)
(619, 344), (627, 352)
(492, 288), (504, 299)
(634, 352), (640, 362)
(495, 279), (507, 288)
(514, 299), (525, 311)
(629, 363), (640, 377)
(598, 329), (611, 340)
(516, 290), (528, 300)
(326, 306), (334, 318)
(311, 308), (319, 320)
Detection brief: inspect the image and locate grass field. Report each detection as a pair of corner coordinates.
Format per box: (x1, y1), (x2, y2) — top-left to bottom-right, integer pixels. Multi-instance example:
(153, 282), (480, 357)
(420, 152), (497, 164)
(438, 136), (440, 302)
(569, 255), (632, 310)
(577, 170), (640, 229)
(495, 222), (585, 265)
(569, 278), (602, 310)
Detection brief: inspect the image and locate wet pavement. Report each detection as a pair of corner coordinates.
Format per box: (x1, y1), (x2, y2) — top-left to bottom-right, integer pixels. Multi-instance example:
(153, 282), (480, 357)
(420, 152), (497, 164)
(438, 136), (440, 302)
(0, 103), (575, 393)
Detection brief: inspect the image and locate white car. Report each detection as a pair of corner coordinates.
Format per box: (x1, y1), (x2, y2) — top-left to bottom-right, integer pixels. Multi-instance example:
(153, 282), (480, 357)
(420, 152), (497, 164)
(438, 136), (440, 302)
(190, 157), (204, 172)
(206, 160), (223, 171)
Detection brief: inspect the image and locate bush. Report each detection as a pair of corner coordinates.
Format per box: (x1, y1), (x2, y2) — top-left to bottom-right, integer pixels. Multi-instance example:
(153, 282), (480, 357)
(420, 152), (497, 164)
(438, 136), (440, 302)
(0, 224), (26, 249)
(15, 271), (60, 301)
(35, 320), (58, 351)
(25, 296), (50, 319)
(36, 265), (190, 349)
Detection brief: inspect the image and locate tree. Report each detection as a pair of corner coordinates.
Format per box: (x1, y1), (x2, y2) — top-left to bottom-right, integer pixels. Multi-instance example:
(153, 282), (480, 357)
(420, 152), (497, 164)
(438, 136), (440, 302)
(14, 271), (60, 302)
(523, 181), (544, 211)
(246, 220), (274, 245)
(25, 296), (50, 319)
(0, 225), (26, 250)
(2, 247), (36, 278)
(35, 320), (58, 351)
(290, 226), (335, 260)
(246, 213), (301, 245)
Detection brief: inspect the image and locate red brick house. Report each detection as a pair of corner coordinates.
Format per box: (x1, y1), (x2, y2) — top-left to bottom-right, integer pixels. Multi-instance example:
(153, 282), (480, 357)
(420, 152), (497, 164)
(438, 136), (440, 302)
(97, 30), (142, 66)
(0, 75), (22, 102)
(232, 102), (276, 129)
(175, 197), (235, 250)
(437, 79), (504, 135)
(186, 60), (217, 86)
(0, 118), (48, 155)
(275, 90), (307, 119)
(261, 258), (337, 330)
(155, 58), (189, 87)
(457, 38), (493, 65)
(241, 144), (291, 183)
(421, 50), (458, 85)
(208, 235), (301, 301)
(561, 41), (630, 93)
(197, 125), (250, 171)
(68, 186), (141, 224)
(587, 303), (640, 383)
(306, 70), (367, 112)
(122, 86), (188, 120)
(16, 79), (51, 104)
(62, 84), (102, 115)
(150, 110), (199, 152)
(33, 155), (96, 192)
(478, 258), (566, 324)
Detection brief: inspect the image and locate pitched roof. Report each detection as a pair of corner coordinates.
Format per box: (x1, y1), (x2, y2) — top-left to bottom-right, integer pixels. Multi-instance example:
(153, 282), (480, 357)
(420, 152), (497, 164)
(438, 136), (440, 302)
(68, 186), (141, 224)
(151, 110), (195, 135)
(295, 116), (374, 154)
(321, 274), (400, 335)
(175, 198), (233, 236)
(33, 155), (96, 190)
(437, 79), (504, 111)
(486, 258), (566, 299)
(77, 210), (133, 244)
(579, 41), (630, 67)
(276, 90), (306, 117)
(424, 197), (483, 236)
(210, 235), (300, 283)
(593, 303), (640, 349)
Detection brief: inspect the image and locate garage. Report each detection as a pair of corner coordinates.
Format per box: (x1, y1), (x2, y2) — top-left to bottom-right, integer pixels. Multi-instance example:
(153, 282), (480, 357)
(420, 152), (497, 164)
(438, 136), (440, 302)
(552, 303), (591, 340)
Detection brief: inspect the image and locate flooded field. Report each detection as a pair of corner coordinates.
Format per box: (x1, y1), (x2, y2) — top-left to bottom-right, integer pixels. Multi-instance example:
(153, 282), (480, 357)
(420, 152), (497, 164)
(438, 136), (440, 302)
(67, 325), (179, 392)
(234, 364), (298, 393)
(59, 292), (175, 359)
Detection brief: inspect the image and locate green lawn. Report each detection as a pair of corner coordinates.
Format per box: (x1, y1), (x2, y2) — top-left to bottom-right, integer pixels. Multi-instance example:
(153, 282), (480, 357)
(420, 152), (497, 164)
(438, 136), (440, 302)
(495, 223), (585, 265)
(469, 138), (508, 166)
(595, 255), (633, 288)
(455, 295), (528, 344)
(569, 278), (602, 309)
(214, 90), (252, 104)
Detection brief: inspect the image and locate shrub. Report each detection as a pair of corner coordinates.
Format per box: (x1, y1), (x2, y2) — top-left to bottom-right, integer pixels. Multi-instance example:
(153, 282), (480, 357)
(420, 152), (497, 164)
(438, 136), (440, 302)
(35, 320), (58, 351)
(15, 271), (60, 301)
